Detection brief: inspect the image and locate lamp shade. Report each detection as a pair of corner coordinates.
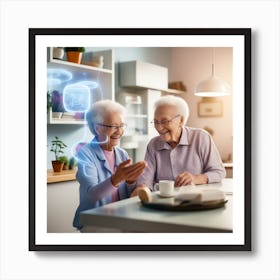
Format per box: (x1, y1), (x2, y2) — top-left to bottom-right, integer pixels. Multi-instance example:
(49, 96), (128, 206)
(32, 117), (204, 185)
(195, 75), (231, 97)
(194, 48), (231, 97)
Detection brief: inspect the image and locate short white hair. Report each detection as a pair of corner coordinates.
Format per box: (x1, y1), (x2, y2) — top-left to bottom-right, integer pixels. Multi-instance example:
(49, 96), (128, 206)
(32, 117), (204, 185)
(86, 99), (126, 135)
(154, 95), (189, 124)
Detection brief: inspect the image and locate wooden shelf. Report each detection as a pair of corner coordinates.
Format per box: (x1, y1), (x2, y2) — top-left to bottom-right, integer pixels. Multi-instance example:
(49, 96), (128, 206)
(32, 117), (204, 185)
(48, 59), (113, 74)
(47, 110), (86, 125)
(48, 48), (113, 73)
(163, 88), (186, 95)
(47, 169), (77, 184)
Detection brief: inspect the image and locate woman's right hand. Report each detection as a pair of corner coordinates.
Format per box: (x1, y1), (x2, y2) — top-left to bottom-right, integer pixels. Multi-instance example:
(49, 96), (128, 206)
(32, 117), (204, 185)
(111, 159), (147, 187)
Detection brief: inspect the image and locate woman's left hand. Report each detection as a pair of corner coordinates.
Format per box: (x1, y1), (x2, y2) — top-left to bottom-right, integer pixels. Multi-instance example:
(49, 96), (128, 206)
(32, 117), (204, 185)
(175, 171), (194, 186)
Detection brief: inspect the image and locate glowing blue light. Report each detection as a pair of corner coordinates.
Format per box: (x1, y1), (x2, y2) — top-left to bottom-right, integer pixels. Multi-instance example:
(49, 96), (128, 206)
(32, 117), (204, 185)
(63, 83), (90, 112)
(47, 68), (73, 84)
(76, 80), (99, 90)
(48, 78), (62, 87)
(71, 137), (109, 178)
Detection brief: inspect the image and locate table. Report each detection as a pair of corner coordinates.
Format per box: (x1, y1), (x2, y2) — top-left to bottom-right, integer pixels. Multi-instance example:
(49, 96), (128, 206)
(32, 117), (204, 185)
(80, 179), (233, 233)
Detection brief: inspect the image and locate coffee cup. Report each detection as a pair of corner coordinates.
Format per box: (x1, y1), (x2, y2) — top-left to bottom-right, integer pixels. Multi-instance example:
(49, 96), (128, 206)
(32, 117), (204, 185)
(154, 180), (175, 197)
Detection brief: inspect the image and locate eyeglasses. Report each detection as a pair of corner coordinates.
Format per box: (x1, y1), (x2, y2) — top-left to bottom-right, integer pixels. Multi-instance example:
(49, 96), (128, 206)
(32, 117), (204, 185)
(151, 114), (181, 126)
(97, 123), (127, 131)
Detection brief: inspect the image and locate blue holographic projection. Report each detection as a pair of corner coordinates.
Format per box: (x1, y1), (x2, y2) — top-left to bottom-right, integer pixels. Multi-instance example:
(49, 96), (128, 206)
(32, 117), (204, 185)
(47, 68), (73, 87)
(76, 80), (99, 90)
(47, 66), (106, 177)
(63, 83), (91, 112)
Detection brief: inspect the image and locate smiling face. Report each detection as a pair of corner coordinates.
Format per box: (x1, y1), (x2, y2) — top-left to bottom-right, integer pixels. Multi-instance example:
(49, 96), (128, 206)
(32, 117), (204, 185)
(95, 111), (125, 151)
(154, 105), (184, 146)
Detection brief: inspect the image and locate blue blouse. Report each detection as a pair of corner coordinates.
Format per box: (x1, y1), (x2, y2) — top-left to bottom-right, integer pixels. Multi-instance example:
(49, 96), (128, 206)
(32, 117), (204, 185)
(73, 139), (134, 229)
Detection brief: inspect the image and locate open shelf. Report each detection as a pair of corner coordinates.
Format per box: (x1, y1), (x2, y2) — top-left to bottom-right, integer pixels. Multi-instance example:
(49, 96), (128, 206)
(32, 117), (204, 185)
(49, 58), (113, 74)
(163, 88), (186, 95)
(47, 110), (86, 124)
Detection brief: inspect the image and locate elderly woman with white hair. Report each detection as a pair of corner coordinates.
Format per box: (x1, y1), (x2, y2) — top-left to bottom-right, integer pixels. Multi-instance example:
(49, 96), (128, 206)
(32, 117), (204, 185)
(73, 100), (146, 230)
(134, 95), (226, 193)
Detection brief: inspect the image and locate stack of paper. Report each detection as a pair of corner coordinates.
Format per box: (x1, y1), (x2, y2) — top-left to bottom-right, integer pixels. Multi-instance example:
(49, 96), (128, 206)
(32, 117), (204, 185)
(175, 188), (225, 203)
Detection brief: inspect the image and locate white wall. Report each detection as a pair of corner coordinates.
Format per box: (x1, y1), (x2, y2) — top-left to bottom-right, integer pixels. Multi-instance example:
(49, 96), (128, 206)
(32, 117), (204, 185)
(170, 47), (233, 161)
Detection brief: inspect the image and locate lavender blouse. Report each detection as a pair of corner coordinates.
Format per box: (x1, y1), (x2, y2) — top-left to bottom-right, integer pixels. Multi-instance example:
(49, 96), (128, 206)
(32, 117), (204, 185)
(137, 126), (226, 190)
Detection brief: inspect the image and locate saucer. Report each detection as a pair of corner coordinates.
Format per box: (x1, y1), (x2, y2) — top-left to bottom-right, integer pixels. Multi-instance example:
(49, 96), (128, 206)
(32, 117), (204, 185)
(158, 193), (175, 198)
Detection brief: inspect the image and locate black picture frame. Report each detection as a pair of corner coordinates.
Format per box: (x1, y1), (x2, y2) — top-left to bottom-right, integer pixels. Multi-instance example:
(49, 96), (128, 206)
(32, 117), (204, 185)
(29, 28), (251, 251)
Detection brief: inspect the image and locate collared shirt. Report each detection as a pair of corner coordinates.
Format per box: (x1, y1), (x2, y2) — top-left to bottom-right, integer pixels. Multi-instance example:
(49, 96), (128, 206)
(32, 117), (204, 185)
(137, 126), (226, 190)
(73, 138), (135, 229)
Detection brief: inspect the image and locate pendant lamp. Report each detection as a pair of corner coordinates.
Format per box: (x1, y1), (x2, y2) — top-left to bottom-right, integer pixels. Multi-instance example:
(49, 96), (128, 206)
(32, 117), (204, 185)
(195, 48), (231, 97)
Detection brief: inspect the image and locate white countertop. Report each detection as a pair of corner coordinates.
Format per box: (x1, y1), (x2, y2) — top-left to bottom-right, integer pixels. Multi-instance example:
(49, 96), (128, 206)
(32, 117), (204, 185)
(80, 179), (233, 233)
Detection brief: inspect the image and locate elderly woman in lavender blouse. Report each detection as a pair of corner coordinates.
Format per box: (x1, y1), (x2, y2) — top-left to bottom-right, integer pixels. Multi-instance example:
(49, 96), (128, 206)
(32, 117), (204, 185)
(73, 100), (146, 230)
(133, 95), (226, 194)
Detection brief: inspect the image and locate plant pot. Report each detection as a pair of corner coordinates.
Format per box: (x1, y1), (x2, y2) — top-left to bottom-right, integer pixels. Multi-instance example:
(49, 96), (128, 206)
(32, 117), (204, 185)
(52, 160), (64, 172)
(66, 51), (83, 64)
(62, 164), (69, 170)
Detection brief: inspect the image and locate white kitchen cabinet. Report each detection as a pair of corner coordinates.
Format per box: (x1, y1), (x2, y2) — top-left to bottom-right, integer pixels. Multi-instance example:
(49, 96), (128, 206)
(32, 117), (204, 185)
(119, 60), (168, 91)
(118, 89), (161, 136)
(119, 60), (186, 95)
(118, 60), (187, 162)
(118, 60), (166, 145)
(117, 89), (162, 162)
(47, 180), (79, 233)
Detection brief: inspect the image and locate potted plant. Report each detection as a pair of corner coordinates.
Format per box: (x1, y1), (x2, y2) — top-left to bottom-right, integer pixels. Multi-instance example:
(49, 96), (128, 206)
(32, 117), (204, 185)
(64, 47), (85, 64)
(69, 156), (78, 170)
(50, 136), (68, 172)
(58, 156), (69, 170)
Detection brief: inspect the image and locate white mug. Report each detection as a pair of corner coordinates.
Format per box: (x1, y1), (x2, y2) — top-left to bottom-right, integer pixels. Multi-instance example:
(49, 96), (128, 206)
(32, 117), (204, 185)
(154, 180), (175, 197)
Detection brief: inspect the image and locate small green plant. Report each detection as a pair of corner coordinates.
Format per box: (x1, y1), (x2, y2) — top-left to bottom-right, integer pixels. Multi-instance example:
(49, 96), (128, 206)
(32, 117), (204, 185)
(50, 136), (67, 161)
(59, 155), (69, 170)
(64, 47), (85, 53)
(69, 157), (78, 170)
(58, 155), (69, 165)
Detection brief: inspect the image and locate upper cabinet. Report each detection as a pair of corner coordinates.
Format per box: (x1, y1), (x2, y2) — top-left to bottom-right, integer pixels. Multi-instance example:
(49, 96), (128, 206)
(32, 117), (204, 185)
(120, 60), (168, 91)
(47, 47), (114, 124)
(119, 60), (186, 94)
